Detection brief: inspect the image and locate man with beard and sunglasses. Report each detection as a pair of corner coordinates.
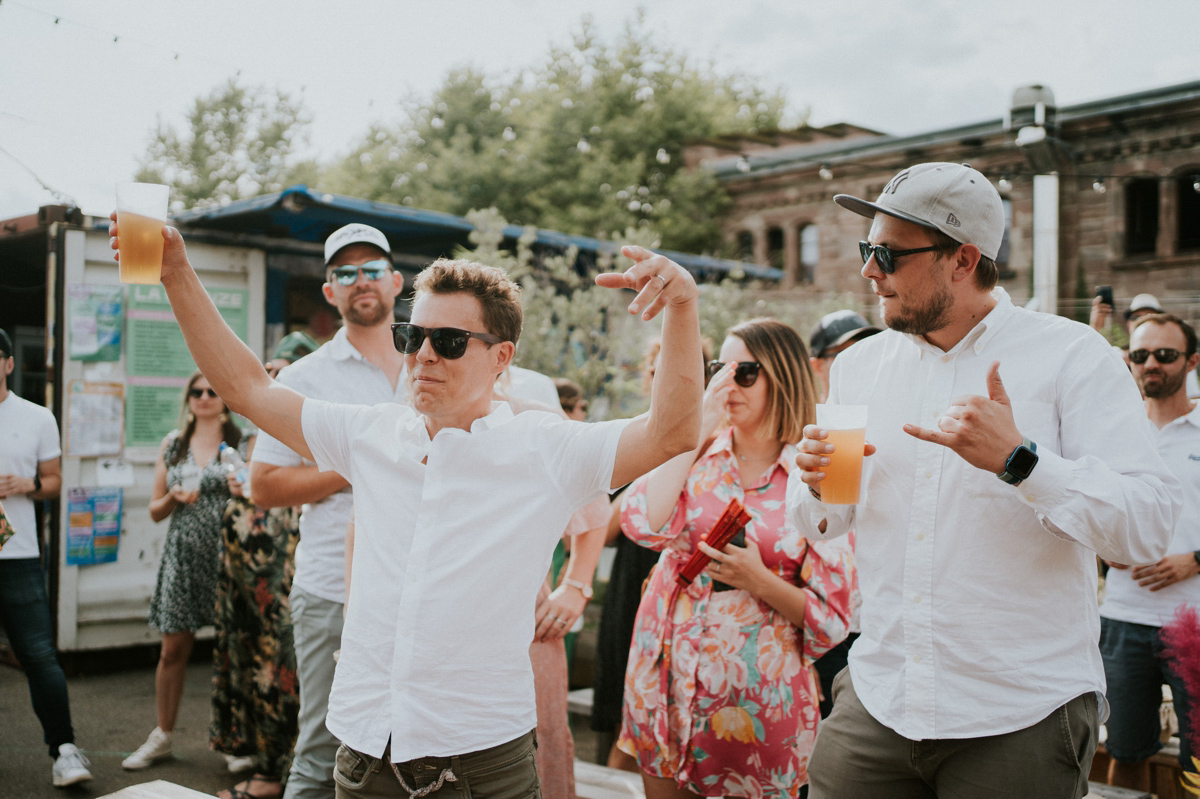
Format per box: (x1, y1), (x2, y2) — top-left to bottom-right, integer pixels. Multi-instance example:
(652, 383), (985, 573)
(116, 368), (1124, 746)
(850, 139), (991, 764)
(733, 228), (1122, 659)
(108, 214), (703, 799)
(785, 162), (1180, 799)
(250, 223), (407, 799)
(1098, 313), (1200, 793)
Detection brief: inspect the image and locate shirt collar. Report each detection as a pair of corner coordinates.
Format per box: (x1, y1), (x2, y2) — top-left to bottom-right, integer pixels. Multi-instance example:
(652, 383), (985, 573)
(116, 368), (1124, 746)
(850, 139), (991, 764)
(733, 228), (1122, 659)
(705, 427), (797, 479)
(326, 326), (365, 362)
(906, 287), (1015, 360)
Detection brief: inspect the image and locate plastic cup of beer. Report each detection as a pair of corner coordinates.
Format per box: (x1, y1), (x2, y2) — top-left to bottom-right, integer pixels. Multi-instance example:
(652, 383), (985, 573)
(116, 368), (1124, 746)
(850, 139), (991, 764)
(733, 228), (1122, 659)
(816, 404), (868, 504)
(116, 182), (169, 284)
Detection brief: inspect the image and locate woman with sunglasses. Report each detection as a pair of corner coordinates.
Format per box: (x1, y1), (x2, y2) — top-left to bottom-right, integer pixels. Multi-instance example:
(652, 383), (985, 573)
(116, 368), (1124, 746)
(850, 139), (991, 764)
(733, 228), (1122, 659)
(125, 372), (249, 771)
(618, 318), (854, 799)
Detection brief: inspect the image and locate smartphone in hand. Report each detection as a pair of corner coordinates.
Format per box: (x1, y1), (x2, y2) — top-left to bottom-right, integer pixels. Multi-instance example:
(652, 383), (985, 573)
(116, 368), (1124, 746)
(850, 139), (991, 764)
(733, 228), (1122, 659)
(1096, 285), (1113, 307)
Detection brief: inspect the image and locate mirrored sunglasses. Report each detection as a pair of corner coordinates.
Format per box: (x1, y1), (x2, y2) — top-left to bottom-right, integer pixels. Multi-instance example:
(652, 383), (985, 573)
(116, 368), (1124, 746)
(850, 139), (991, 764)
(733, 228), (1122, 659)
(705, 360), (763, 388)
(858, 241), (939, 274)
(329, 259), (391, 286)
(1129, 347), (1184, 365)
(392, 323), (503, 360)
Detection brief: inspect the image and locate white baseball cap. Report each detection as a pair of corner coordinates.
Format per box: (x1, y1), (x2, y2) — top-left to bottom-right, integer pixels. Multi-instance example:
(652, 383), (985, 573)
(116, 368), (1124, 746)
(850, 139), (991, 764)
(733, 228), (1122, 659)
(323, 223), (391, 265)
(835, 163), (1005, 261)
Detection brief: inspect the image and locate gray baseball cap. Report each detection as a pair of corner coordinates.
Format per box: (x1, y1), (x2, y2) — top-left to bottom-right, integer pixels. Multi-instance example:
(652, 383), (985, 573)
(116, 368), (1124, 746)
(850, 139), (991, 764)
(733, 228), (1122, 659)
(834, 163), (1005, 261)
(324, 223), (392, 265)
(809, 310), (880, 357)
(0, 328), (11, 358)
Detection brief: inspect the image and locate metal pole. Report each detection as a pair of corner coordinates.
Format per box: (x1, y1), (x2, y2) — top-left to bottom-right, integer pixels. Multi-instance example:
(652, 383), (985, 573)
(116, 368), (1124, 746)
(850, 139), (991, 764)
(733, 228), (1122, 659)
(1032, 174), (1059, 315)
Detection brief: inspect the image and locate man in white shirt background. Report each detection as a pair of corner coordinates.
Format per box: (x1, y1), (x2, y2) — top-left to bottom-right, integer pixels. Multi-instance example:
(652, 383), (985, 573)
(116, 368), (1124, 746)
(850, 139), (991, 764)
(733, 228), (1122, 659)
(0, 328), (92, 787)
(786, 162), (1180, 799)
(251, 223), (406, 799)
(109, 213), (703, 798)
(1099, 312), (1200, 792)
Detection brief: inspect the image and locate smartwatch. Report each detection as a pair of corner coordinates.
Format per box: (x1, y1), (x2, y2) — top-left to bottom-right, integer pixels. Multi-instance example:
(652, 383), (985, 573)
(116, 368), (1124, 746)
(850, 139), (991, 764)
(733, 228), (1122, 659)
(562, 578), (593, 599)
(32, 473), (42, 494)
(998, 437), (1038, 486)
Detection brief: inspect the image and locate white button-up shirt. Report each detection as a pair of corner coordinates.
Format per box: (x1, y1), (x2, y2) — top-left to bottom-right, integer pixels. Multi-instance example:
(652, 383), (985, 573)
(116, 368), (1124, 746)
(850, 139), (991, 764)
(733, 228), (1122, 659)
(302, 398), (629, 760)
(786, 288), (1180, 740)
(1100, 403), (1200, 626)
(252, 327), (408, 604)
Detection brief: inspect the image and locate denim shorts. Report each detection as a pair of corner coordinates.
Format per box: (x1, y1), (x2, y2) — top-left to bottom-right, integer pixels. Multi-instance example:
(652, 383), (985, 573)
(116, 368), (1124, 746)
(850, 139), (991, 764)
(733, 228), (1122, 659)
(333, 730), (539, 798)
(1099, 616), (1193, 767)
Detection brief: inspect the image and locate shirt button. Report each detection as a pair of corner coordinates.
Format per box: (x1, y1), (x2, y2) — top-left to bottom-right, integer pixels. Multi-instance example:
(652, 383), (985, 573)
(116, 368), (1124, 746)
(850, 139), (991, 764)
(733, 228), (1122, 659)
(941, 355), (951, 363)
(916, 533), (925, 541)
(924, 470), (933, 479)
(913, 654), (922, 663)
(913, 595), (921, 603)
(1025, 494), (1036, 502)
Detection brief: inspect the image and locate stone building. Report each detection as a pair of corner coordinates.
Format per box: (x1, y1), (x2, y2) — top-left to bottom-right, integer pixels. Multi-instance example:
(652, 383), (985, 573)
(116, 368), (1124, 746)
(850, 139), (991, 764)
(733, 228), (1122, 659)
(695, 80), (1200, 323)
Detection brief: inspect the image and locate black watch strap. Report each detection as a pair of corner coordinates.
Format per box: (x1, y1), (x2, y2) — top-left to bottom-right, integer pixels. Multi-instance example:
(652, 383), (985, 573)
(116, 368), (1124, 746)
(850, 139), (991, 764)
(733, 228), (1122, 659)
(1193, 550), (1200, 568)
(32, 473), (41, 494)
(998, 437), (1038, 486)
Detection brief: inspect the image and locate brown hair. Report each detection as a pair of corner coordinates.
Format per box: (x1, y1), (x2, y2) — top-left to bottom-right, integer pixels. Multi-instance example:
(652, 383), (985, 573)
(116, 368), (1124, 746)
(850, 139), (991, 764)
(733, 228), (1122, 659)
(727, 318), (818, 444)
(929, 229), (998, 291)
(554, 378), (583, 413)
(640, 336), (715, 396)
(1132, 312), (1198, 355)
(412, 258), (523, 344)
(168, 371), (243, 466)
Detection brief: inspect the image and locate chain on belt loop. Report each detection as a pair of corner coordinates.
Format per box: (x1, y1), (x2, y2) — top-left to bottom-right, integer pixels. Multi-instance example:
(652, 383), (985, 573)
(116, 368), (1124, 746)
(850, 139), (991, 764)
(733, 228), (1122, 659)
(389, 760), (458, 798)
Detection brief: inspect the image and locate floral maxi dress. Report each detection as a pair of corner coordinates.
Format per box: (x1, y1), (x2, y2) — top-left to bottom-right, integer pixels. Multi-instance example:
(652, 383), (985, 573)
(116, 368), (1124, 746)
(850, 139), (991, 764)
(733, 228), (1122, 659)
(618, 430), (854, 798)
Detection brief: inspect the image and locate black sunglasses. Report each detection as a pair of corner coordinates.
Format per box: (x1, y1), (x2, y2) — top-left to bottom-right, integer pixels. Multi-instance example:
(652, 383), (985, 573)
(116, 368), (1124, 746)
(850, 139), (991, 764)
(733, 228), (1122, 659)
(706, 360), (763, 388)
(188, 387), (219, 399)
(1129, 347), (1185, 365)
(858, 241), (939, 274)
(392, 323), (503, 360)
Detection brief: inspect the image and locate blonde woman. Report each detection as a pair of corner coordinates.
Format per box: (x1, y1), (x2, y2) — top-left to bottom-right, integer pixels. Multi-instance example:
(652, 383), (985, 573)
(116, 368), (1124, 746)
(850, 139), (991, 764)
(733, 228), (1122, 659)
(619, 318), (854, 798)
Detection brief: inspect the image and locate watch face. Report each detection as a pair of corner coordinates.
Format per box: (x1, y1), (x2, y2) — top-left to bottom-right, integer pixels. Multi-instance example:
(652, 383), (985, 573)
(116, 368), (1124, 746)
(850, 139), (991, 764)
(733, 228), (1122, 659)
(1008, 446), (1039, 477)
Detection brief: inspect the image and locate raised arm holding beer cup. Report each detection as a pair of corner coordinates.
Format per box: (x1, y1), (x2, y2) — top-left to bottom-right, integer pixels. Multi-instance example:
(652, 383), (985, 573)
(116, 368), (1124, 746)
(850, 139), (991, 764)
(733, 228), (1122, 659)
(784, 163), (1180, 799)
(111, 214), (707, 796)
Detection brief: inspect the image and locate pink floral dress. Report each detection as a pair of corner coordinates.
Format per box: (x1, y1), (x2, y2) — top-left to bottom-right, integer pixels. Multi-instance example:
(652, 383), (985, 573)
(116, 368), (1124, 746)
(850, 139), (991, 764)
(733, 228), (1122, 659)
(618, 429), (854, 797)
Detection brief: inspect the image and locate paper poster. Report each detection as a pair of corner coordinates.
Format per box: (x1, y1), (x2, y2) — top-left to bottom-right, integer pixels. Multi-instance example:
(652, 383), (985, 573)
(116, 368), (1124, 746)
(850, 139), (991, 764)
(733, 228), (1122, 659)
(123, 283), (249, 447)
(68, 284), (124, 362)
(66, 487), (122, 566)
(65, 380), (124, 457)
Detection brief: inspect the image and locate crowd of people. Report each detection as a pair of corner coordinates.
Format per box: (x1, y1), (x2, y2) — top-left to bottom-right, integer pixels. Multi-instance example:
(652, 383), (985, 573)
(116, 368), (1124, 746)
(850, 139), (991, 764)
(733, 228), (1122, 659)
(1, 159), (1197, 799)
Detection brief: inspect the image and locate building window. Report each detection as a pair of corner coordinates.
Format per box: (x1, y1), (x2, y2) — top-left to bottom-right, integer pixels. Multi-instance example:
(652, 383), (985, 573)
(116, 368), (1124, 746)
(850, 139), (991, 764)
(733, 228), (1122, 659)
(1177, 174), (1200, 252)
(736, 231), (754, 262)
(1125, 177), (1159, 256)
(767, 226), (784, 270)
(799, 224), (819, 283)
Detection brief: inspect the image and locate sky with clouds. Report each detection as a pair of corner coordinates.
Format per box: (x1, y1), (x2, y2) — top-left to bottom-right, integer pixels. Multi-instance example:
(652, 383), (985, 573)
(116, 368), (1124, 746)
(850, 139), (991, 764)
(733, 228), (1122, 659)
(2, 0), (1198, 220)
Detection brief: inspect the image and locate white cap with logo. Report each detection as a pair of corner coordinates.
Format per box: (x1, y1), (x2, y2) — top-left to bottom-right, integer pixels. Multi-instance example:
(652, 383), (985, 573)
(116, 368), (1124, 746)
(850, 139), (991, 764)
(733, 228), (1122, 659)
(323, 223), (392, 265)
(834, 163), (1005, 261)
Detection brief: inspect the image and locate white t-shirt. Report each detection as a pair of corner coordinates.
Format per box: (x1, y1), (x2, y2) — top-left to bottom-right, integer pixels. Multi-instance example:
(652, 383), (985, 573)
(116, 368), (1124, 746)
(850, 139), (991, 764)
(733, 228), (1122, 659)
(1100, 403), (1200, 626)
(251, 327), (407, 603)
(302, 398), (629, 761)
(788, 288), (1179, 740)
(0, 392), (61, 560)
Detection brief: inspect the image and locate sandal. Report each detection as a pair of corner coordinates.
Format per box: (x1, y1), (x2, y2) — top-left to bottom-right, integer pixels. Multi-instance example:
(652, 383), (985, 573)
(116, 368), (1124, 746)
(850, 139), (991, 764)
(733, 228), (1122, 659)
(217, 774), (283, 799)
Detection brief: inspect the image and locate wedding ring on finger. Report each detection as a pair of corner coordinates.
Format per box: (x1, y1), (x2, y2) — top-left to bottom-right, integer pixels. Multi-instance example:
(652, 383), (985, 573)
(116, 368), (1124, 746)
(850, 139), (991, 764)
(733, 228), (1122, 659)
(652, 274), (667, 288)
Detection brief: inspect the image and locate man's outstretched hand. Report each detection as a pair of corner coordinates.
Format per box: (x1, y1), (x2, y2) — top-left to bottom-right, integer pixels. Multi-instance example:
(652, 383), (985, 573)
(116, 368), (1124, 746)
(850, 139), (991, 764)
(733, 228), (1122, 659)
(595, 245), (698, 321)
(902, 361), (1023, 474)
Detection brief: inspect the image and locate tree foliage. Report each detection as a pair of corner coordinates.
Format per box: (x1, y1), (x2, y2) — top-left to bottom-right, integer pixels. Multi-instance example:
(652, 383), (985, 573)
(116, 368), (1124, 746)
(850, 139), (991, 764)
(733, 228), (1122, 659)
(322, 16), (789, 254)
(136, 78), (313, 211)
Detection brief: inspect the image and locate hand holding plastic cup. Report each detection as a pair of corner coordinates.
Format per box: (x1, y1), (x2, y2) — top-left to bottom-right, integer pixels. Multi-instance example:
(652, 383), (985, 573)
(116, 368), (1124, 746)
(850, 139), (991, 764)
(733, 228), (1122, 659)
(115, 182), (169, 284)
(815, 404), (868, 504)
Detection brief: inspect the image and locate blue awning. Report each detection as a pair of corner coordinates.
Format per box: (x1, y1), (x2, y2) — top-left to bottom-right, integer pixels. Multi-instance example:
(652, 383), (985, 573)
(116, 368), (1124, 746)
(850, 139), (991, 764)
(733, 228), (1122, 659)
(169, 186), (781, 280)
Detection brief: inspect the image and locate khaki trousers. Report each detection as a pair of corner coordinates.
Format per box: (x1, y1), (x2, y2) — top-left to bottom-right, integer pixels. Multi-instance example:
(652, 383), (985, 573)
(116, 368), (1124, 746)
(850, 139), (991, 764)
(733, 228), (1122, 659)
(809, 669), (1098, 799)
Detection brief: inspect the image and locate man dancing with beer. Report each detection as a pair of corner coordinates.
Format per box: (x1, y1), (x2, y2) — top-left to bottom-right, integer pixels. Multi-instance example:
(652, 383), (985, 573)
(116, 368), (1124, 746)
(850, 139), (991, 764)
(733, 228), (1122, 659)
(109, 214), (703, 798)
(785, 163), (1180, 799)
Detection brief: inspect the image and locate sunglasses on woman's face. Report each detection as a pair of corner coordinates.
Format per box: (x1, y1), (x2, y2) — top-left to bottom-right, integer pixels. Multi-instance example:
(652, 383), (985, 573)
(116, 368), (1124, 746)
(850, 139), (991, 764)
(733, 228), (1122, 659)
(1129, 347), (1184, 365)
(705, 360), (763, 388)
(188, 387), (219, 399)
(391, 323), (503, 360)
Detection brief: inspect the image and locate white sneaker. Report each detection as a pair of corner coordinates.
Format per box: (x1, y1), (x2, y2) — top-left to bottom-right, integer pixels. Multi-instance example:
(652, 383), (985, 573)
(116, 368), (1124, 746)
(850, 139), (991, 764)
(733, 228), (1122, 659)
(225, 753), (257, 773)
(52, 743), (93, 787)
(122, 727), (173, 770)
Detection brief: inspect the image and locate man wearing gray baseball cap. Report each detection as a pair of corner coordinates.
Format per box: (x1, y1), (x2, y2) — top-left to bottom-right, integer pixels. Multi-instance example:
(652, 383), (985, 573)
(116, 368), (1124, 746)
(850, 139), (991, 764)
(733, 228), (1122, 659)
(786, 163), (1180, 798)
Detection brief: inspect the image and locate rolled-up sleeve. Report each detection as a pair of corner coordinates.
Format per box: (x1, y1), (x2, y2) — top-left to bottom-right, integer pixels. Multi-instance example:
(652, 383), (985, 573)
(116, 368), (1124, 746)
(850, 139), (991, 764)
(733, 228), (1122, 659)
(797, 538), (854, 662)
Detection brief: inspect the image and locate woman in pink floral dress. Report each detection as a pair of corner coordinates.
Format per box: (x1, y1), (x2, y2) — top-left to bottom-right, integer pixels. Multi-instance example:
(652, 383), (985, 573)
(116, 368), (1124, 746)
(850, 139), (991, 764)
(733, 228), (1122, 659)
(619, 318), (855, 799)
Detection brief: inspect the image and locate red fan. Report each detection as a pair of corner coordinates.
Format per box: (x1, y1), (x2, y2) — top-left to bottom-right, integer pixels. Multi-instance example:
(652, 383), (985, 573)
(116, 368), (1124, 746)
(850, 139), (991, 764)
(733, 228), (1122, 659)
(676, 498), (751, 587)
